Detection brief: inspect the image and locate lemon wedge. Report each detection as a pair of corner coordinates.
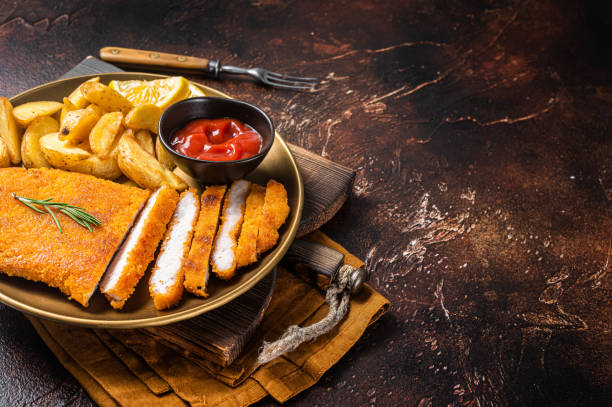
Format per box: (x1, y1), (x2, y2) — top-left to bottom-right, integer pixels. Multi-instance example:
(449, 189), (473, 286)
(109, 76), (191, 110)
(187, 83), (206, 97)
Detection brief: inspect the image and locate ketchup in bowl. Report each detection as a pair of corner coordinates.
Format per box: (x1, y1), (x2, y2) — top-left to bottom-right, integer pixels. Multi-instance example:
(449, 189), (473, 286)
(170, 118), (263, 161)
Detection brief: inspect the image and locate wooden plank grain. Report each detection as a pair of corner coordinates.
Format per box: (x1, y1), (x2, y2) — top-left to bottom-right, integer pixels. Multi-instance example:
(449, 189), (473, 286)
(141, 271), (276, 367)
(291, 144), (355, 237)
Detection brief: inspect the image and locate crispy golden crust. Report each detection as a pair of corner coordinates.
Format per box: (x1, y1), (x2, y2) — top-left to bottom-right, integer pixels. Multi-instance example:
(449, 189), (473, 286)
(0, 167), (149, 307)
(149, 188), (199, 310)
(102, 185), (178, 309)
(236, 184), (266, 268)
(256, 179), (290, 255)
(183, 185), (226, 297)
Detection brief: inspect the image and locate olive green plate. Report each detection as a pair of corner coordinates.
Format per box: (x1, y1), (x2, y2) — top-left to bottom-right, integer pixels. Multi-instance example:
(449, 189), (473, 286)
(0, 73), (303, 328)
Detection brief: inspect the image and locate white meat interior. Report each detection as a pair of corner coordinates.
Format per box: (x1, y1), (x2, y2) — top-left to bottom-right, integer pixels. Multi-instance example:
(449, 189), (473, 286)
(212, 180), (250, 271)
(100, 188), (161, 300)
(150, 190), (198, 295)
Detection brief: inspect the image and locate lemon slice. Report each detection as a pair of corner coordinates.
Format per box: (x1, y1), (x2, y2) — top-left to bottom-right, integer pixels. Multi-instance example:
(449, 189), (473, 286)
(109, 76), (190, 109)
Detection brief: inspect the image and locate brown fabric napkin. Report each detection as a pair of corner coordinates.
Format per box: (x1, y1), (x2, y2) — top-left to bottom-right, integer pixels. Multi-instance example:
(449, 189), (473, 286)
(27, 231), (389, 407)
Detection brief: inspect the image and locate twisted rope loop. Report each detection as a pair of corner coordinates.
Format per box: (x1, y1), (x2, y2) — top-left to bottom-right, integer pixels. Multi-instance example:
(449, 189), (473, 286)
(256, 265), (355, 365)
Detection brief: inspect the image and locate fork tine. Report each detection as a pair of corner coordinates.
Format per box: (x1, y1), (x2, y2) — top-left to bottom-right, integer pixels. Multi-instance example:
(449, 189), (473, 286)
(265, 71), (319, 83)
(263, 81), (315, 90)
(265, 75), (318, 87)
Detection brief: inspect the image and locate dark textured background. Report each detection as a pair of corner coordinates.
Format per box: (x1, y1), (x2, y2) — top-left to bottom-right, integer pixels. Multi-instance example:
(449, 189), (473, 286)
(1, 1), (611, 406)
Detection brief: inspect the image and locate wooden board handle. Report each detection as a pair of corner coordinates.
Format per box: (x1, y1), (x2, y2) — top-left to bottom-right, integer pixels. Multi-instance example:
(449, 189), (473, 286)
(99, 47), (210, 71)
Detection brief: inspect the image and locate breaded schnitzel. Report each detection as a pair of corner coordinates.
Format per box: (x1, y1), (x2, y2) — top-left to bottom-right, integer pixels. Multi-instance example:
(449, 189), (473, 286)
(256, 179), (290, 255)
(236, 184), (266, 267)
(211, 180), (250, 280)
(183, 185), (226, 297)
(100, 185), (178, 309)
(149, 188), (199, 310)
(0, 167), (149, 307)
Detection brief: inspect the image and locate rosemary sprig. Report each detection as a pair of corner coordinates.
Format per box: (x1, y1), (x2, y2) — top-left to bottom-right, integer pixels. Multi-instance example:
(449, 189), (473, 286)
(12, 193), (101, 234)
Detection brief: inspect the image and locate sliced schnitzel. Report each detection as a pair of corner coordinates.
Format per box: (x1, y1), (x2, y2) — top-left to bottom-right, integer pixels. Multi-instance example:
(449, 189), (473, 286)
(0, 167), (149, 307)
(183, 185), (226, 297)
(100, 184), (178, 309)
(149, 188), (199, 310)
(211, 180), (250, 280)
(256, 179), (290, 255)
(236, 184), (266, 267)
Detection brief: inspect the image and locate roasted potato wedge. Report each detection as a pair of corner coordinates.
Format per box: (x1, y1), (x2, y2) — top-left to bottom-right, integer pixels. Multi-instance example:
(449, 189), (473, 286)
(155, 135), (176, 170)
(66, 154), (122, 180)
(124, 104), (162, 134)
(12, 101), (63, 127)
(60, 97), (77, 124)
(81, 81), (132, 112)
(21, 116), (59, 168)
(117, 132), (187, 190)
(40, 132), (91, 169)
(0, 138), (10, 168)
(0, 97), (22, 164)
(89, 111), (123, 158)
(86, 103), (106, 117)
(59, 106), (100, 144)
(68, 77), (100, 109)
(134, 129), (155, 155)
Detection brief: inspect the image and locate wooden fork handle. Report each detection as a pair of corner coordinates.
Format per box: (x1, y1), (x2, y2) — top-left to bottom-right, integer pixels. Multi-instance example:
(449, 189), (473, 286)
(99, 47), (210, 71)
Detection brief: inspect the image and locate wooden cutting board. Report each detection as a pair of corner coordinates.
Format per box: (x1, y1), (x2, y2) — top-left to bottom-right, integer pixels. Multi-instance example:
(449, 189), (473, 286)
(61, 58), (355, 366)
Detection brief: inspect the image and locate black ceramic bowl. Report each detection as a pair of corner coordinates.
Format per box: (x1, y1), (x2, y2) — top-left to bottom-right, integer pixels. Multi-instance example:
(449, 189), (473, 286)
(158, 97), (275, 185)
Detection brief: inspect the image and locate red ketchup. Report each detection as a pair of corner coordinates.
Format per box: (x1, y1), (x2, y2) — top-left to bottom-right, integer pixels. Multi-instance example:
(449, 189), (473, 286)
(171, 118), (263, 161)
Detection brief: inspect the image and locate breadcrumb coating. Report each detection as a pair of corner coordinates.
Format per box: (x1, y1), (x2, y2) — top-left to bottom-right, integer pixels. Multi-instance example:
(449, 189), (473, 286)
(256, 179), (290, 255)
(236, 184), (266, 268)
(0, 167), (149, 307)
(183, 185), (226, 297)
(100, 184), (178, 309)
(149, 188), (199, 310)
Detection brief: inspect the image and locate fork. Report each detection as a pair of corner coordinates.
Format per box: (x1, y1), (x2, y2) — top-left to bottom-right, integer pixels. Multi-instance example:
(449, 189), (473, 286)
(100, 47), (319, 91)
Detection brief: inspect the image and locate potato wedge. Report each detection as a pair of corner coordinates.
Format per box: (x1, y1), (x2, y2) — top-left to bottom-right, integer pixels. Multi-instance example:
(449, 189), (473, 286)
(117, 132), (187, 190)
(40, 132), (91, 169)
(59, 106), (100, 144)
(21, 116), (59, 168)
(60, 97), (77, 124)
(86, 103), (106, 117)
(12, 101), (63, 128)
(0, 138), (10, 168)
(68, 77), (100, 109)
(0, 97), (22, 164)
(164, 168), (190, 190)
(124, 104), (162, 134)
(155, 135), (176, 170)
(134, 129), (155, 155)
(89, 111), (123, 158)
(81, 81), (132, 112)
(66, 154), (122, 180)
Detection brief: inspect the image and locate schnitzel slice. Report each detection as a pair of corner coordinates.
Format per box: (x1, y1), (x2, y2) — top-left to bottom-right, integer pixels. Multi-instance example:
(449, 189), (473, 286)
(149, 188), (199, 310)
(256, 179), (290, 255)
(211, 180), (250, 280)
(0, 167), (149, 307)
(100, 184), (178, 309)
(235, 184), (266, 268)
(183, 185), (226, 297)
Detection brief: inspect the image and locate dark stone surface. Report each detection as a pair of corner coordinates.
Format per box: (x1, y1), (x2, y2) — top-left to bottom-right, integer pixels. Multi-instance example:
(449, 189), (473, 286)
(1, 1), (610, 406)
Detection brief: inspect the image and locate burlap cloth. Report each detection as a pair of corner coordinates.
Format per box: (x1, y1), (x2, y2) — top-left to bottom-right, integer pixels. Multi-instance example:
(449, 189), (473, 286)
(27, 231), (389, 406)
